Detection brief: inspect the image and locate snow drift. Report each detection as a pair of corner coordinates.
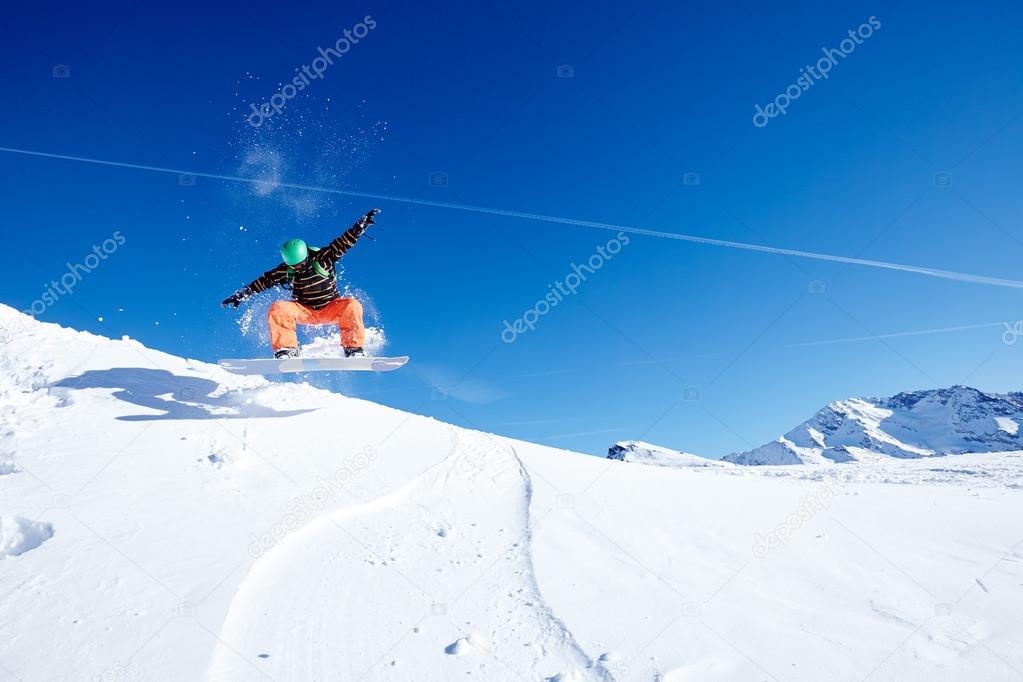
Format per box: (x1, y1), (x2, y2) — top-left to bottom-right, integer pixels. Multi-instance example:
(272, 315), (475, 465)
(1, 303), (1022, 681)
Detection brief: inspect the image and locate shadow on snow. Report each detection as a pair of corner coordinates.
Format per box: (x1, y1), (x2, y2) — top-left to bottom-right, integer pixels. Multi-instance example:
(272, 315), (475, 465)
(54, 368), (317, 421)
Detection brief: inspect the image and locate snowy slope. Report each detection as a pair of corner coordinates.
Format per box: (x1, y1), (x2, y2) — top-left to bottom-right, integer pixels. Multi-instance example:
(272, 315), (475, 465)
(607, 441), (733, 468)
(724, 387), (1023, 465)
(2, 303), (1023, 681)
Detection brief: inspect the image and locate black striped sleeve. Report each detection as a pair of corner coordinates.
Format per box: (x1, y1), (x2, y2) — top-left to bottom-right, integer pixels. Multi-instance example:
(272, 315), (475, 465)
(246, 264), (288, 294)
(319, 223), (365, 263)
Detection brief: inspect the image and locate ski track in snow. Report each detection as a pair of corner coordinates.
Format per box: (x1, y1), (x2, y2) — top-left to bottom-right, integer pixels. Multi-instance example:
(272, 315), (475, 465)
(206, 426), (460, 681)
(208, 428), (605, 681)
(505, 441), (613, 681)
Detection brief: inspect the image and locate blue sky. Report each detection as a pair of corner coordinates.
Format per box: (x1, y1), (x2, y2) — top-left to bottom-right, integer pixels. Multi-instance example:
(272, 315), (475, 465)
(3, 0), (1022, 457)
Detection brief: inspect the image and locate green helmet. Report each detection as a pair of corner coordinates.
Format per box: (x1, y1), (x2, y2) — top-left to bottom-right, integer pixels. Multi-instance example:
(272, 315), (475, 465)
(280, 239), (308, 266)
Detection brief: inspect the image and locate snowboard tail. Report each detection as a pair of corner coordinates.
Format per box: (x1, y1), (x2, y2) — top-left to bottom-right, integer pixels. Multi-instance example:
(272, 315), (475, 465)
(218, 356), (409, 375)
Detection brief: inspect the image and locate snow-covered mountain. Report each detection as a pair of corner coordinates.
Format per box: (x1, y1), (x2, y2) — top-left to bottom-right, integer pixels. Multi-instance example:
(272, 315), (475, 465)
(607, 441), (733, 468)
(2, 303), (1023, 681)
(722, 387), (1023, 465)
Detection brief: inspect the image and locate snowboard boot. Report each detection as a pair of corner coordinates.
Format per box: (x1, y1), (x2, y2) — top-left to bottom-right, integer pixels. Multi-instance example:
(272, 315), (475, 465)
(274, 347), (299, 359)
(343, 346), (365, 358)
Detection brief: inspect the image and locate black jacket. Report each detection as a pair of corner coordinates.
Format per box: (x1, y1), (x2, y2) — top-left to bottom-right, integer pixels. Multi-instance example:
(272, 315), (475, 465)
(237, 221), (368, 310)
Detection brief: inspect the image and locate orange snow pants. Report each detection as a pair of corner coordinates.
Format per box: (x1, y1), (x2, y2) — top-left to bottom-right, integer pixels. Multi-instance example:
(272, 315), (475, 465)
(268, 299), (365, 351)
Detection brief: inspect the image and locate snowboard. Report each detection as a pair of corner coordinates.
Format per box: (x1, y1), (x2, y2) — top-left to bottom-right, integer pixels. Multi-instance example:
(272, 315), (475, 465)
(218, 355), (409, 375)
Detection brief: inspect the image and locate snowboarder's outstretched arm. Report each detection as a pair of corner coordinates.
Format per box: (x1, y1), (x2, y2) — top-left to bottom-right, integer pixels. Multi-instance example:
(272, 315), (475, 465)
(318, 209), (380, 264)
(222, 266), (288, 308)
(221, 209), (380, 308)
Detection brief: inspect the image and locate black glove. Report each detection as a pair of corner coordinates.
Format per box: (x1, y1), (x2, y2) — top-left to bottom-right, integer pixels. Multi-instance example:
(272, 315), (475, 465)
(352, 208), (380, 236)
(222, 287), (251, 308)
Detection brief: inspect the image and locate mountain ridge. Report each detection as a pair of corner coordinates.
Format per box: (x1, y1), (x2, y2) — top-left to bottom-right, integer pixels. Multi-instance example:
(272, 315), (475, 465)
(724, 385), (1023, 465)
(606, 386), (1023, 467)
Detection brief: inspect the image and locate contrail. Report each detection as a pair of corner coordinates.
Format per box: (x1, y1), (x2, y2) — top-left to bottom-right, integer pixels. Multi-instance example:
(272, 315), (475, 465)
(791, 321), (1007, 347)
(3, 145), (1022, 289)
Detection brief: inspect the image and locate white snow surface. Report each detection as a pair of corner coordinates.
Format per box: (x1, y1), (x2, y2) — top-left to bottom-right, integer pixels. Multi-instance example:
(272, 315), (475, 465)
(1, 303), (1023, 681)
(725, 388), (1023, 465)
(996, 417), (1019, 436)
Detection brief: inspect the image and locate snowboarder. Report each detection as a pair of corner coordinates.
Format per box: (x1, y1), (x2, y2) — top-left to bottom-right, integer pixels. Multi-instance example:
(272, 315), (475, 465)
(222, 209), (379, 359)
